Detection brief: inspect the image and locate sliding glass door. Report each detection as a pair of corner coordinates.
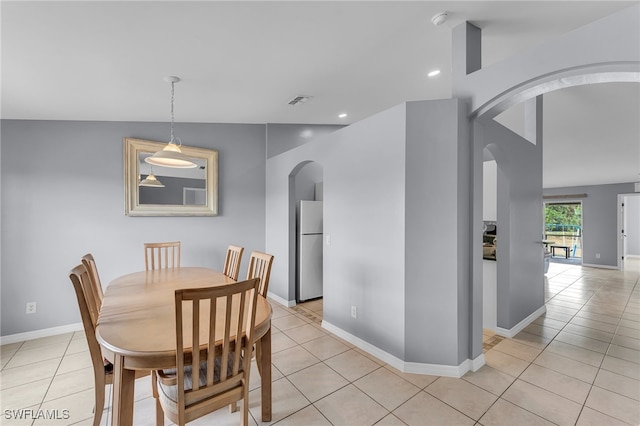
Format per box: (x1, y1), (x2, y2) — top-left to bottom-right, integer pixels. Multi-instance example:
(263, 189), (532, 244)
(545, 202), (583, 262)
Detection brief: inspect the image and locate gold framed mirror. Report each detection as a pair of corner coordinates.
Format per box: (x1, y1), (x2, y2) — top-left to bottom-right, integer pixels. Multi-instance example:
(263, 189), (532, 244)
(124, 138), (218, 216)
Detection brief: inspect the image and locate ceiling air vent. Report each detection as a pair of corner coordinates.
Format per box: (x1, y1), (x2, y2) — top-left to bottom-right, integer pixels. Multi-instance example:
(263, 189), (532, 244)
(288, 95), (312, 106)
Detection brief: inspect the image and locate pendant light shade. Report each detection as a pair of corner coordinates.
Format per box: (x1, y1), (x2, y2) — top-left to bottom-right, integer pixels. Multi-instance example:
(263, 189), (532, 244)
(139, 172), (165, 187)
(145, 76), (197, 169)
(144, 142), (197, 168)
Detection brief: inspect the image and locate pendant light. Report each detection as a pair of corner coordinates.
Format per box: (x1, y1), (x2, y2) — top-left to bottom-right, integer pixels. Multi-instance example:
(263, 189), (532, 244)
(145, 76), (197, 169)
(139, 168), (165, 188)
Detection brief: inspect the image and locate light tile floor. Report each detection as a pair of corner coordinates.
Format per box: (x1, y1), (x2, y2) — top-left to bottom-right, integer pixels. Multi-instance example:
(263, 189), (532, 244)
(1, 260), (638, 425)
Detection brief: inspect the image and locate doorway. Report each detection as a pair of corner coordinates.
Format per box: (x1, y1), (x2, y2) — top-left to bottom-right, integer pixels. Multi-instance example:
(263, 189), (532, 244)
(618, 193), (640, 270)
(544, 202), (583, 264)
(289, 161), (324, 318)
(482, 152), (498, 334)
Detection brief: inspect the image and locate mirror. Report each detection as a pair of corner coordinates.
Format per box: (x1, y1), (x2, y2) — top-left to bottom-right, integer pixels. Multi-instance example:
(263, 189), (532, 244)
(124, 138), (218, 216)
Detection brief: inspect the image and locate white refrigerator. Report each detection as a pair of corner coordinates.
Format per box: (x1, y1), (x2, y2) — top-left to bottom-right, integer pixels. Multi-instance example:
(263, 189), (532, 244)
(297, 201), (323, 302)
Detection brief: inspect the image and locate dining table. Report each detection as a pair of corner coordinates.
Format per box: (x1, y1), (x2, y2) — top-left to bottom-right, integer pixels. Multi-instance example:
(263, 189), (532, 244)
(95, 267), (273, 425)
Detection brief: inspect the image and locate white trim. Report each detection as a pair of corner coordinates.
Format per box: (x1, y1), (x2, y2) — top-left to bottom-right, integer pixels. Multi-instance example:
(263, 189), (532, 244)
(267, 291), (296, 308)
(625, 254), (640, 259)
(581, 263), (619, 270)
(322, 320), (404, 371)
(495, 305), (546, 338)
(322, 320), (485, 378)
(0, 323), (83, 345)
(470, 353), (486, 372)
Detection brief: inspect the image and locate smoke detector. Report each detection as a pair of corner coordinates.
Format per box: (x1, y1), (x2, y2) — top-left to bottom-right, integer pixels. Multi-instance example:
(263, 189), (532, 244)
(288, 95), (313, 106)
(431, 11), (448, 26)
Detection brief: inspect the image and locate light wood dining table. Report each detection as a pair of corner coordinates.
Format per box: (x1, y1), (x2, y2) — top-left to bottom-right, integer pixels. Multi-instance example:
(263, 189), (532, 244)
(95, 267), (273, 425)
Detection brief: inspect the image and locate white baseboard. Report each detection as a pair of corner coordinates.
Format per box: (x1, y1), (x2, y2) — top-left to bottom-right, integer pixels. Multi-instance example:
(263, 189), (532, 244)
(0, 323), (83, 345)
(495, 305), (546, 338)
(403, 353), (485, 377)
(470, 353), (486, 372)
(582, 263), (619, 270)
(322, 320), (484, 378)
(266, 291), (296, 308)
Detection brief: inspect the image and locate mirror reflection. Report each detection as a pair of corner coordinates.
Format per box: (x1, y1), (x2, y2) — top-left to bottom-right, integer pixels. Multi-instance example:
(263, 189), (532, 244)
(124, 138), (218, 216)
(138, 153), (207, 206)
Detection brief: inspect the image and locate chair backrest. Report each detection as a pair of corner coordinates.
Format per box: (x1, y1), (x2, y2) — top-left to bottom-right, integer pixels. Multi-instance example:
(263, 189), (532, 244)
(246, 251), (274, 297)
(69, 264), (107, 384)
(223, 245), (244, 280)
(144, 241), (181, 271)
(81, 253), (103, 319)
(173, 278), (260, 424)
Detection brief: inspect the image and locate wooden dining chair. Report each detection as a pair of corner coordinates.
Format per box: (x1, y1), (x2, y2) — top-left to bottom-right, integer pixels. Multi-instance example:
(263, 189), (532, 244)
(223, 245), (244, 280)
(69, 264), (113, 426)
(246, 251), (274, 297)
(152, 278), (260, 426)
(145, 241), (181, 271)
(81, 254), (103, 321)
(81, 254), (118, 371)
(245, 251), (273, 377)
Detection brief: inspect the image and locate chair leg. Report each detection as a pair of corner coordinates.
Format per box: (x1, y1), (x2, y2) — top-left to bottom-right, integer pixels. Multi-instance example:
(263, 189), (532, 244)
(255, 342), (262, 376)
(155, 398), (164, 426)
(151, 371), (164, 426)
(93, 377), (105, 426)
(241, 389), (249, 426)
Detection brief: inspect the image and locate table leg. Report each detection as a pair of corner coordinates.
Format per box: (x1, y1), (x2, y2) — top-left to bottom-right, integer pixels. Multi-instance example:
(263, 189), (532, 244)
(111, 354), (136, 426)
(260, 326), (272, 422)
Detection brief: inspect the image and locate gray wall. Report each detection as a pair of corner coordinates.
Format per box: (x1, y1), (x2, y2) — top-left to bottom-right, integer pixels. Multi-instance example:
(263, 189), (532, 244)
(404, 99), (471, 365)
(266, 123), (344, 158)
(267, 100), (474, 366)
(544, 182), (636, 266)
(293, 162), (323, 203)
(267, 104), (408, 358)
(479, 119), (545, 331)
(1, 120), (266, 336)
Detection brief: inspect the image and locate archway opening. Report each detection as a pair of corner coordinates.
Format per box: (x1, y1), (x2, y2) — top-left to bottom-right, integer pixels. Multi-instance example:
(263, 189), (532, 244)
(289, 161), (324, 316)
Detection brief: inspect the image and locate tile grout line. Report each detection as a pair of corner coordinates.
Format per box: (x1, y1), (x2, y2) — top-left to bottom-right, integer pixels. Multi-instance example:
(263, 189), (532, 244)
(529, 268), (639, 424)
(478, 268), (610, 425)
(576, 273), (640, 424)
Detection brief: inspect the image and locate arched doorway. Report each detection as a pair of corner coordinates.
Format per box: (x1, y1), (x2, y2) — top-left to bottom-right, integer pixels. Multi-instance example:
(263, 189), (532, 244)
(471, 78), (639, 361)
(289, 161), (324, 307)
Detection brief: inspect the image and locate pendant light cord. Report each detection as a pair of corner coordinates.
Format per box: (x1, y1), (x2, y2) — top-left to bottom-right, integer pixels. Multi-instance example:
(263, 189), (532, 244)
(170, 80), (176, 144)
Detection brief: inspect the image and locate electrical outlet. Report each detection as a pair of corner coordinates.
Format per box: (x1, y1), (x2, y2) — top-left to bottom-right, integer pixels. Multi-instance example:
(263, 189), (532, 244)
(351, 305), (357, 319)
(596, 253), (601, 259)
(26, 302), (37, 314)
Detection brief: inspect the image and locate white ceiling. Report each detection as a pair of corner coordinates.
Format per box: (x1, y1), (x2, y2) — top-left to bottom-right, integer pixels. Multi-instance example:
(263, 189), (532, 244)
(2, 1), (639, 188)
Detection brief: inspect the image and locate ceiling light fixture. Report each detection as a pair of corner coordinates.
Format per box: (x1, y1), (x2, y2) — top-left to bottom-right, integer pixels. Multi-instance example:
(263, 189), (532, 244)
(428, 70), (441, 77)
(338, 113), (347, 119)
(145, 76), (197, 169)
(139, 169), (165, 188)
(431, 11), (448, 26)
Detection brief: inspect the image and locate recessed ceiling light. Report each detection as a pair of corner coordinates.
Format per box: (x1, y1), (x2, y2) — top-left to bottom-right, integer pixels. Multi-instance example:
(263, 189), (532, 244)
(338, 113), (347, 119)
(428, 70), (441, 77)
